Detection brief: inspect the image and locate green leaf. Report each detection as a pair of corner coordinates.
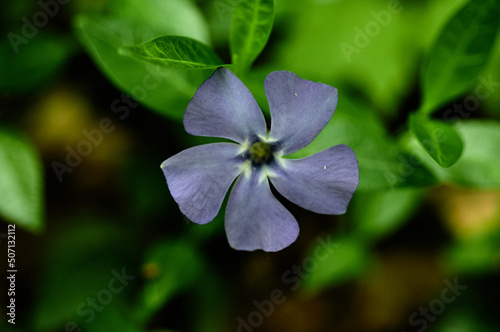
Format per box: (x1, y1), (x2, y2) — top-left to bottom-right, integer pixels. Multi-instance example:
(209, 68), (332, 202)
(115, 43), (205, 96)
(0, 127), (44, 232)
(409, 114), (463, 167)
(351, 189), (423, 243)
(421, 0), (500, 114)
(289, 95), (437, 191)
(402, 120), (500, 188)
(303, 236), (371, 293)
(230, 0), (274, 72)
(74, 13), (209, 120)
(120, 36), (225, 70)
(109, 0), (210, 44)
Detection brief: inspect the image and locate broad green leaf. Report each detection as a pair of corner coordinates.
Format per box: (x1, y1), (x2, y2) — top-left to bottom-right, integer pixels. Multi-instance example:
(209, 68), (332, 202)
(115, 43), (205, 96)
(409, 114), (463, 167)
(402, 120), (500, 188)
(230, 0), (274, 72)
(351, 189), (423, 243)
(0, 127), (43, 232)
(289, 95), (437, 191)
(420, 0), (500, 114)
(110, 0), (210, 44)
(120, 36), (225, 70)
(303, 236), (371, 293)
(74, 12), (209, 120)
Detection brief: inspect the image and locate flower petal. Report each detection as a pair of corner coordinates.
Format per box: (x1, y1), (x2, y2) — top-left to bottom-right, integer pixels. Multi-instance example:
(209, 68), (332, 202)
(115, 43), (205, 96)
(225, 170), (299, 252)
(270, 145), (359, 215)
(183, 68), (267, 143)
(266, 71), (338, 155)
(161, 143), (243, 224)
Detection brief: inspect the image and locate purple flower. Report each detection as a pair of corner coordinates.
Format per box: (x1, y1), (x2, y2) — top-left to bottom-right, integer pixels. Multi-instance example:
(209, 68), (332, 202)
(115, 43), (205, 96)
(161, 68), (359, 252)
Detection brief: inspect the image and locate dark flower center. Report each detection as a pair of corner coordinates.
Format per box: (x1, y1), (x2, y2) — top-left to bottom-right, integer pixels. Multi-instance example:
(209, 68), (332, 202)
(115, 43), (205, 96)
(249, 141), (273, 165)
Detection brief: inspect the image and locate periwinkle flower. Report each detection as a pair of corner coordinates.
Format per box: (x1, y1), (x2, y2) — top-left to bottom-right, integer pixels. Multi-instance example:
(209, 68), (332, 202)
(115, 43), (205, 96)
(161, 68), (359, 252)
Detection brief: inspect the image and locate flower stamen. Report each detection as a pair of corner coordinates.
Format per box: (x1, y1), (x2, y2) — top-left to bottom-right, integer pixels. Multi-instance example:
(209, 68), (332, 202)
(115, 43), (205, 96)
(249, 142), (272, 165)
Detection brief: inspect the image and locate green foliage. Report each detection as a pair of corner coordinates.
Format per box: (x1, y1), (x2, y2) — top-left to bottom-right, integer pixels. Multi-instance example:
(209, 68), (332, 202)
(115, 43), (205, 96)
(134, 236), (227, 331)
(190, 271), (229, 332)
(31, 221), (135, 330)
(420, 0), (500, 114)
(109, 0), (210, 44)
(120, 36), (225, 70)
(73, 0), (213, 120)
(443, 120), (500, 187)
(0, 127), (44, 232)
(303, 236), (371, 293)
(413, 0), (500, 166)
(135, 239), (203, 323)
(85, 305), (144, 332)
(351, 189), (423, 242)
(409, 114), (463, 167)
(229, 0), (274, 73)
(271, 0), (462, 116)
(405, 121), (500, 188)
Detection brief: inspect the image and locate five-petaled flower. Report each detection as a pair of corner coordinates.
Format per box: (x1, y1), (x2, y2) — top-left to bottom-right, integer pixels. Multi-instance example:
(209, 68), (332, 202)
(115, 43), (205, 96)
(161, 68), (359, 252)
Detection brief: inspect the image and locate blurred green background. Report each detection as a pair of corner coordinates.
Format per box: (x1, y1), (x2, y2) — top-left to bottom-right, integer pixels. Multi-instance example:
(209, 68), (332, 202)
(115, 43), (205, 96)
(1, 0), (500, 331)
